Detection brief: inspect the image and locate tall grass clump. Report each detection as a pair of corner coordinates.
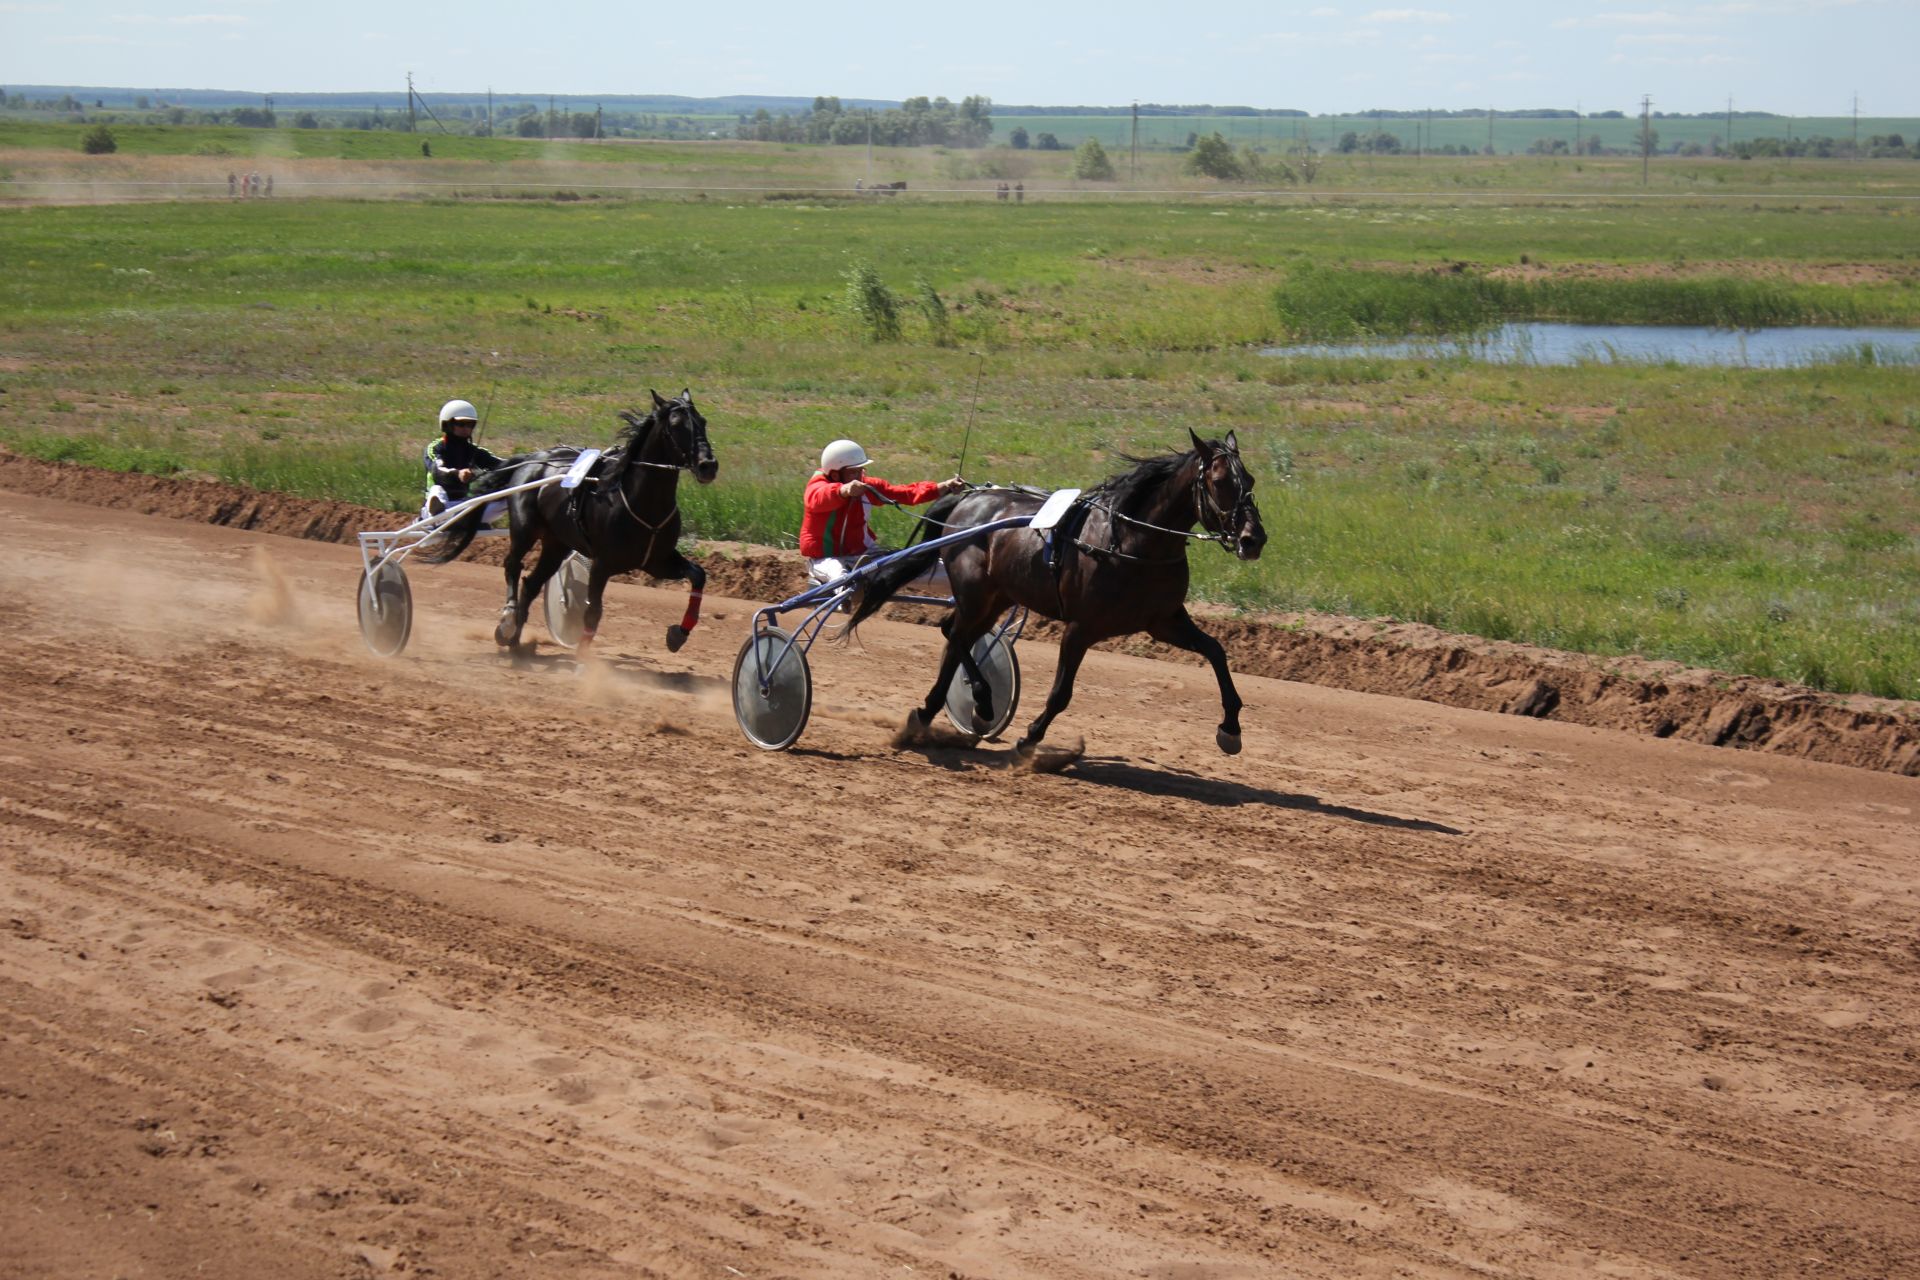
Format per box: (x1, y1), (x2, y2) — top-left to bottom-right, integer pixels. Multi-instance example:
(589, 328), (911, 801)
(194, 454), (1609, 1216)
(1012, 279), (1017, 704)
(1273, 264), (1862, 339)
(843, 261), (901, 342)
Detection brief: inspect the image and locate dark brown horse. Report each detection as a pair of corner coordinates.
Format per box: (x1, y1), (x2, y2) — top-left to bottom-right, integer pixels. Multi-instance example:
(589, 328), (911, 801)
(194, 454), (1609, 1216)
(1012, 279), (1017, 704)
(419, 389), (717, 656)
(846, 430), (1265, 757)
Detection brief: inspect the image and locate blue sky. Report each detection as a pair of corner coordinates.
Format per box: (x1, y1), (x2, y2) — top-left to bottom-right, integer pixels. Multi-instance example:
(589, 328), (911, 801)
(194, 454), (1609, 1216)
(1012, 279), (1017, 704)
(3, 0), (1911, 116)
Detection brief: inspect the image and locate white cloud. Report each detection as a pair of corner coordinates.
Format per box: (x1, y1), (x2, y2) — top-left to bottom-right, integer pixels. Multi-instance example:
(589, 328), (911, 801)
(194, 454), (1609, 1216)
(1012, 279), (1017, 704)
(1363, 7), (1453, 21)
(1554, 10), (1691, 26)
(111, 12), (248, 24)
(1616, 31), (1723, 43)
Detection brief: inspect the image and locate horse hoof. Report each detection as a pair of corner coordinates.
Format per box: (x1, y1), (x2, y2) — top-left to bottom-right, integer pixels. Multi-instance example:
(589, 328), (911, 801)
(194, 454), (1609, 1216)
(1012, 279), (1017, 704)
(1216, 729), (1243, 756)
(665, 624), (689, 653)
(1012, 737), (1036, 758)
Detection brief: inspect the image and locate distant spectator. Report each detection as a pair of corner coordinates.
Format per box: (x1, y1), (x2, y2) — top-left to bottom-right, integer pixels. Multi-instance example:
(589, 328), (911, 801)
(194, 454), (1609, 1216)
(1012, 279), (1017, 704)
(264, 174), (273, 197)
(1014, 181), (1024, 204)
(227, 171), (236, 198)
(997, 181), (1008, 201)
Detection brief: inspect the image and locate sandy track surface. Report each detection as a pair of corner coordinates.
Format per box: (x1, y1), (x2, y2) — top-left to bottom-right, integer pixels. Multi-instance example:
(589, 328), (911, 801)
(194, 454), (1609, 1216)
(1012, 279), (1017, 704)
(3, 487), (1917, 1279)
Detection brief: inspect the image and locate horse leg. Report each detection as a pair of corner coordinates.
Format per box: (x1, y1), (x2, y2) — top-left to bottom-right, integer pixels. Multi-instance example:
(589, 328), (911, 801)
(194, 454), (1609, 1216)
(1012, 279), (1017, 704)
(1015, 625), (1092, 755)
(661, 554), (706, 653)
(575, 561), (617, 660)
(943, 615), (996, 725)
(1149, 608), (1245, 755)
(495, 528), (537, 647)
(903, 608), (994, 741)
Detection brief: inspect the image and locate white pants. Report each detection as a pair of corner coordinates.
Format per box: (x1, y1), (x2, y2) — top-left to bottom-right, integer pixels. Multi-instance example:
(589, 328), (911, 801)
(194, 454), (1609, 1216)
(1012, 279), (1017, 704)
(423, 486), (506, 524)
(808, 552), (950, 600)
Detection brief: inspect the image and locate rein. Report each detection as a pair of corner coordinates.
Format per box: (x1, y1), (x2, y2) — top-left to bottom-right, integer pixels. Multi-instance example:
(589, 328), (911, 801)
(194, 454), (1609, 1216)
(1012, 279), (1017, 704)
(1076, 449), (1250, 560)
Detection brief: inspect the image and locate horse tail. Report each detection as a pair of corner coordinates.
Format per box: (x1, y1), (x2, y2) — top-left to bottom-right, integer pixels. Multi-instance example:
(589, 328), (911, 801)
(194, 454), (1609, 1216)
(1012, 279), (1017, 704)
(411, 462), (526, 565)
(843, 492), (967, 633)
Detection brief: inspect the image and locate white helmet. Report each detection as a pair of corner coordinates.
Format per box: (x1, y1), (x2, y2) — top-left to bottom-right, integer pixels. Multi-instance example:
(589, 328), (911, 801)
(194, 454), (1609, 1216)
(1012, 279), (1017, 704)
(439, 398), (479, 426)
(819, 439), (870, 471)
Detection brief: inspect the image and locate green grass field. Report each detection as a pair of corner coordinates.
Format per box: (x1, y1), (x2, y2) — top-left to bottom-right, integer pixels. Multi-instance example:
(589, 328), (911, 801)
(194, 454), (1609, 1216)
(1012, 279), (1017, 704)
(2, 183), (1916, 698)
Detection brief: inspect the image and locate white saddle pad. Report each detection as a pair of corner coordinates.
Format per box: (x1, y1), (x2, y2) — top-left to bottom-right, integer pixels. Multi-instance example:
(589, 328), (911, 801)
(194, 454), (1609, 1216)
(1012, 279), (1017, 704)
(561, 449), (602, 489)
(1029, 487), (1082, 532)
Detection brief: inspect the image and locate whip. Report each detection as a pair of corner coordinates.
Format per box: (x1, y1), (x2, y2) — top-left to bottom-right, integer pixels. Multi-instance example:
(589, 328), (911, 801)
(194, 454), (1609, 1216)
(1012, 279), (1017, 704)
(474, 379), (497, 446)
(954, 351), (986, 482)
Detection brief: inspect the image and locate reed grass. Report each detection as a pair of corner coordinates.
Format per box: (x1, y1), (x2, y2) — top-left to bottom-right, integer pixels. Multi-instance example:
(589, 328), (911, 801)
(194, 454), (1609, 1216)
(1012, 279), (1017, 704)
(1272, 262), (1870, 338)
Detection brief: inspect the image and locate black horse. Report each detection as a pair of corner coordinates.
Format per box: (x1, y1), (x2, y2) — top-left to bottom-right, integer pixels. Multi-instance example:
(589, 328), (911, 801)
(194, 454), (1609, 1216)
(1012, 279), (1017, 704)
(419, 389), (718, 656)
(846, 430), (1265, 757)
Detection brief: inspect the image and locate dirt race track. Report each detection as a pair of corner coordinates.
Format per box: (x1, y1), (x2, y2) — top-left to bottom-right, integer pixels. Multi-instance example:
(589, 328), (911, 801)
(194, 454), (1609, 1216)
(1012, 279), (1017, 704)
(3, 485), (1918, 1280)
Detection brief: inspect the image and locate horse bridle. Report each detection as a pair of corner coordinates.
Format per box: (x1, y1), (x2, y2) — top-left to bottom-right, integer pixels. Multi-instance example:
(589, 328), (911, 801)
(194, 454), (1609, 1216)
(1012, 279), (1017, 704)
(627, 398), (707, 473)
(1191, 446), (1254, 549)
(1077, 444), (1252, 560)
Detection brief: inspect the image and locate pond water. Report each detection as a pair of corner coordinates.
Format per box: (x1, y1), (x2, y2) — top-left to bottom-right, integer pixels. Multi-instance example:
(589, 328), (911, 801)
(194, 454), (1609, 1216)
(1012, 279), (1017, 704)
(1262, 323), (1920, 367)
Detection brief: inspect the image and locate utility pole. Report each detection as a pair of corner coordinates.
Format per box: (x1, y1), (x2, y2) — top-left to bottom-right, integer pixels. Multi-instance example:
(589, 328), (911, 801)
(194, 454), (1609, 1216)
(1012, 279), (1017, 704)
(1725, 94), (1734, 155)
(486, 86), (492, 138)
(1852, 92), (1860, 159)
(1640, 93), (1652, 185)
(1486, 104), (1493, 155)
(1574, 101), (1581, 155)
(407, 72), (416, 133)
(866, 109), (873, 184)
(596, 103), (603, 139)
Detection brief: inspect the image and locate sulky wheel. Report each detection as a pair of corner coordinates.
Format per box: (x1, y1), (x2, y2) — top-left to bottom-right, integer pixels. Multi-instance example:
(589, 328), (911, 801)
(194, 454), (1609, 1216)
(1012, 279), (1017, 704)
(732, 626), (812, 751)
(943, 630), (1021, 742)
(356, 561), (413, 658)
(541, 552), (592, 649)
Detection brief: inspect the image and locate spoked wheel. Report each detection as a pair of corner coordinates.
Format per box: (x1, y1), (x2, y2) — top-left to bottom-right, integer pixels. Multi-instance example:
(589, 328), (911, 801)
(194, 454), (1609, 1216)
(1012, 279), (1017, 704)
(356, 561), (413, 658)
(541, 552), (592, 649)
(732, 626), (812, 751)
(944, 630), (1021, 742)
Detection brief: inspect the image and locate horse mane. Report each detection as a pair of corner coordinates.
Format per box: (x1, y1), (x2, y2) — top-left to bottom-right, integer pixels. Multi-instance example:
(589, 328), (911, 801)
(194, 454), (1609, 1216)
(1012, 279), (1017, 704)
(602, 406), (660, 481)
(1088, 449), (1190, 516)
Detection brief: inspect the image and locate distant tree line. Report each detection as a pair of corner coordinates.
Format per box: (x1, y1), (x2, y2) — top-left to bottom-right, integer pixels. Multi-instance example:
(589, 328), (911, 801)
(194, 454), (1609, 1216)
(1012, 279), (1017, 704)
(734, 95), (992, 147)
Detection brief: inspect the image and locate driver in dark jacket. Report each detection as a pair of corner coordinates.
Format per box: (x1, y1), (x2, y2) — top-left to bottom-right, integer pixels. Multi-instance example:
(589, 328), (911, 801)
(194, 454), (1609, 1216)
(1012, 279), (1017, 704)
(422, 398), (505, 517)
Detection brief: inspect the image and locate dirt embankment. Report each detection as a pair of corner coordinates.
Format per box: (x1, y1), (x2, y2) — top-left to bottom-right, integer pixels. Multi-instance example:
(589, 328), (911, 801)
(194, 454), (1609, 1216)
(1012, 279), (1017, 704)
(3, 448), (1913, 776)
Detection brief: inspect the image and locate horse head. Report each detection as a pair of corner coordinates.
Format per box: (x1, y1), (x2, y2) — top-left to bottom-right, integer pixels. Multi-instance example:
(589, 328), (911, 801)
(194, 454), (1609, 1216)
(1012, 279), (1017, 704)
(644, 388), (719, 485)
(1189, 429), (1266, 561)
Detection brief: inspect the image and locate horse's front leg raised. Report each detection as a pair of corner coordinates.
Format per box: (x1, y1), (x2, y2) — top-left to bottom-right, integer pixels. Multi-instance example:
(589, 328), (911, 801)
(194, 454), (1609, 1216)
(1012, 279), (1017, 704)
(1148, 608), (1244, 755)
(663, 555), (706, 653)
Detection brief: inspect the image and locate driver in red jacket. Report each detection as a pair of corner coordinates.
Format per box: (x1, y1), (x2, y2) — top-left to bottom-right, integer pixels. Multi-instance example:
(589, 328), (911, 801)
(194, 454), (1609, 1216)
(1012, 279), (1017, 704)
(801, 438), (964, 586)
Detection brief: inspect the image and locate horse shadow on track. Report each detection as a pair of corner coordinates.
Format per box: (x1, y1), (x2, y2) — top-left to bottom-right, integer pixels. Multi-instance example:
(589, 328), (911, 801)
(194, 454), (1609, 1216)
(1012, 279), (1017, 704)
(934, 749), (1459, 834)
(491, 648), (729, 699)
